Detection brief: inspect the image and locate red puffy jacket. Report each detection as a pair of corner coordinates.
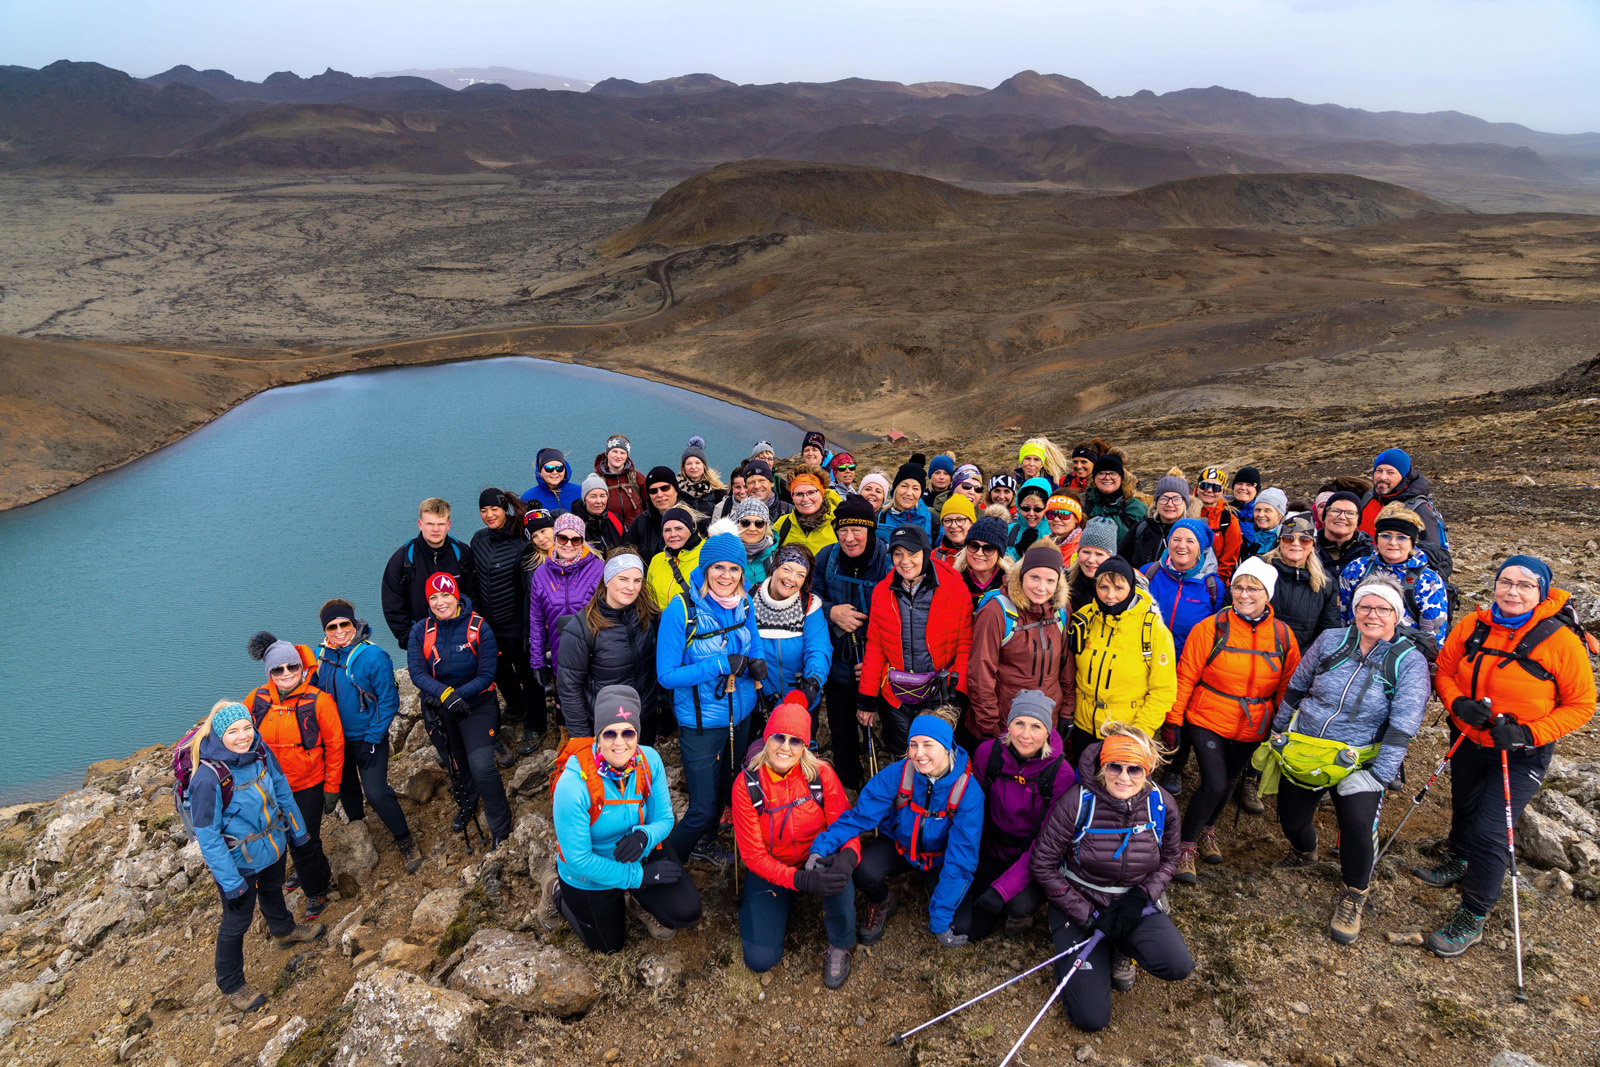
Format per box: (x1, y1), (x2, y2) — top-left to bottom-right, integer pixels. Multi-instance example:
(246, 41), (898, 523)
(732, 760), (860, 890)
(860, 557), (973, 708)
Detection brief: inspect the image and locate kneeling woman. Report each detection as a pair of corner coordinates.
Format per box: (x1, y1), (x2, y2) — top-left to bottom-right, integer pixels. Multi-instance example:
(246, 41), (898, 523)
(1031, 723), (1192, 1033)
(1263, 574), (1428, 945)
(542, 684), (698, 950)
(733, 695), (859, 988)
(810, 713), (983, 949)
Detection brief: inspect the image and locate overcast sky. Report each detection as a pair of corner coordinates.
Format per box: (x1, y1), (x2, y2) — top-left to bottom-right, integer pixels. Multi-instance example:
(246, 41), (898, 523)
(6, 0), (1598, 134)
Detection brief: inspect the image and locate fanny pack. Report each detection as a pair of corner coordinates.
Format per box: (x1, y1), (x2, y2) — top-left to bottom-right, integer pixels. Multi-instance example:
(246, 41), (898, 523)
(1251, 726), (1380, 795)
(888, 669), (941, 705)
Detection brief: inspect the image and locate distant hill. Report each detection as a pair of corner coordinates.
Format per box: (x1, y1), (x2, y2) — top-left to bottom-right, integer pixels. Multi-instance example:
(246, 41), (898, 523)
(141, 65), (448, 103)
(590, 74), (739, 97)
(372, 66), (593, 92)
(1066, 172), (1461, 230)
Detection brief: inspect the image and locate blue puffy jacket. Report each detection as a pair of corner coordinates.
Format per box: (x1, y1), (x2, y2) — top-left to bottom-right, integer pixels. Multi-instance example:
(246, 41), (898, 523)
(553, 744), (675, 891)
(877, 501), (934, 541)
(314, 621), (400, 744)
(812, 749), (985, 933)
(522, 448), (584, 513)
(815, 540), (891, 686)
(1142, 552), (1229, 659)
(1271, 626), (1429, 784)
(751, 585), (833, 710)
(656, 582), (762, 730)
(405, 597), (499, 710)
(189, 732), (307, 898)
(1337, 550), (1449, 634)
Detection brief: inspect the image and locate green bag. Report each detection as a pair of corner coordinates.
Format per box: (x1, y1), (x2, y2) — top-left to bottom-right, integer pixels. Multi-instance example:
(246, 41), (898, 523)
(1251, 711), (1380, 795)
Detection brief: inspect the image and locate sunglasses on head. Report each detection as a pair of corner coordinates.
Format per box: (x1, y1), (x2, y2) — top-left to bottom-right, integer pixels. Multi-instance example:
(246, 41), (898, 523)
(270, 663), (301, 676)
(324, 620), (354, 632)
(1105, 762), (1147, 778)
(600, 727), (638, 742)
(555, 534), (584, 545)
(541, 463), (564, 473)
(738, 518), (767, 528)
(768, 733), (805, 749)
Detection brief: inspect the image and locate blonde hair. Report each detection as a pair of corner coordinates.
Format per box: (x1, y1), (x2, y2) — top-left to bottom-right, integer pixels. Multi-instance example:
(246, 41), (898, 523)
(1263, 542), (1329, 592)
(680, 457), (726, 490)
(186, 699), (240, 769)
(1020, 437), (1070, 483)
(1093, 721), (1168, 788)
(1376, 502), (1424, 530)
(747, 744), (823, 783)
(419, 496), (451, 519)
(902, 742), (952, 778)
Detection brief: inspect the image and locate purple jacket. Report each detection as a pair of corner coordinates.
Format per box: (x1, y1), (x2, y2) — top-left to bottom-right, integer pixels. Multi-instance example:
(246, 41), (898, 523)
(1029, 742), (1180, 928)
(528, 550), (604, 670)
(971, 732), (1074, 903)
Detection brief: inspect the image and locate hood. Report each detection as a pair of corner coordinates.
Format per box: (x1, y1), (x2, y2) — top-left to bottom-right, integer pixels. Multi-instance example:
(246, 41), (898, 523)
(544, 549), (597, 576)
(1004, 557), (1070, 614)
(1384, 471), (1432, 503)
(199, 729), (266, 768)
(535, 448), (571, 486)
(594, 452), (636, 477)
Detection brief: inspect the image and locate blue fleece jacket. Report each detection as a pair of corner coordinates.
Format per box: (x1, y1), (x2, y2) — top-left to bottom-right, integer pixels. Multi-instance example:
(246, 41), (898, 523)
(553, 744), (674, 890)
(314, 621), (400, 744)
(189, 734), (307, 898)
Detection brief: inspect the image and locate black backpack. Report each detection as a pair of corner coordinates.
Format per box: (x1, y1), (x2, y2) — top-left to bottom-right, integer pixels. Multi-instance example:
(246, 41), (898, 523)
(1461, 604), (1598, 689)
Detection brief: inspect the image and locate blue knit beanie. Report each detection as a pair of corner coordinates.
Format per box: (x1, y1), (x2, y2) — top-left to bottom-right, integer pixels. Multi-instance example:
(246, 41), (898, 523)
(1170, 517), (1214, 553)
(929, 455), (956, 477)
(211, 702), (251, 734)
(693, 532), (746, 586)
(1498, 555), (1551, 601)
(967, 515), (1010, 550)
(908, 713), (954, 754)
(1373, 448), (1412, 477)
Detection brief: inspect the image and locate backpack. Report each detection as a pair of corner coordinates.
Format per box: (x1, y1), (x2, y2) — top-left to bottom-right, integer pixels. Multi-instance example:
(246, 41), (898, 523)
(976, 591), (1071, 646)
(1302, 627), (1422, 703)
(421, 612), (484, 673)
(1409, 497), (1453, 578)
(321, 640), (379, 719)
(984, 742), (1064, 809)
(399, 537), (462, 593)
(741, 765), (826, 840)
(891, 760), (974, 870)
(1461, 604), (1600, 690)
(248, 686), (322, 750)
(1139, 563), (1222, 611)
(1070, 784), (1166, 861)
(171, 722), (234, 843)
(553, 743), (652, 828)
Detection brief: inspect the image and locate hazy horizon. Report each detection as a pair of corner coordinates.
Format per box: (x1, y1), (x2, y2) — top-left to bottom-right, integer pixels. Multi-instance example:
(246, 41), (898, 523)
(3, 0), (1598, 135)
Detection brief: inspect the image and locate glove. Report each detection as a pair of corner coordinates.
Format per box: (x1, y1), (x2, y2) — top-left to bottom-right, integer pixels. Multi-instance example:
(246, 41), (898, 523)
(725, 654), (750, 678)
(536, 667), (554, 690)
(355, 741), (382, 769)
(640, 859), (682, 886)
(1159, 724), (1179, 751)
(746, 658), (768, 683)
(1092, 888), (1149, 943)
(974, 888), (1005, 916)
(323, 791), (340, 815)
(224, 888), (252, 913)
(1335, 769), (1384, 796)
(827, 850), (859, 878)
(934, 928), (969, 948)
(794, 866), (851, 897)
(797, 677), (821, 707)
(1451, 697), (1494, 730)
(439, 687), (471, 717)
(1490, 717), (1534, 751)
(612, 830), (648, 863)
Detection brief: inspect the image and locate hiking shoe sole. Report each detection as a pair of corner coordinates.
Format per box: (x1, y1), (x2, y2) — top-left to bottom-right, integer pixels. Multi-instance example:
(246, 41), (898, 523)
(304, 895), (329, 922)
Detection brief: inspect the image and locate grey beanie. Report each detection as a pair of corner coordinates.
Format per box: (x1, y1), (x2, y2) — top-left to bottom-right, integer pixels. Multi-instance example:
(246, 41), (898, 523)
(593, 684), (643, 736)
(1079, 516), (1120, 554)
(263, 640), (300, 676)
(752, 440), (775, 456)
(1008, 689), (1056, 728)
(1154, 474), (1190, 503)
(580, 472), (607, 496)
(1256, 487), (1289, 519)
(682, 435), (708, 466)
(733, 497), (771, 524)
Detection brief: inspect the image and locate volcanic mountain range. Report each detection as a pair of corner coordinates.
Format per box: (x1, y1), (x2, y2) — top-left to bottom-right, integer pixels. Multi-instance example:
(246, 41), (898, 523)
(3, 61), (1598, 201)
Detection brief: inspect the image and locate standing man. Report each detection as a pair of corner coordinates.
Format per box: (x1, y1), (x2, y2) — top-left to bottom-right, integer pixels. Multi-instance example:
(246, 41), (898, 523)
(382, 498), (475, 649)
(1358, 448), (1452, 577)
(814, 496), (891, 790)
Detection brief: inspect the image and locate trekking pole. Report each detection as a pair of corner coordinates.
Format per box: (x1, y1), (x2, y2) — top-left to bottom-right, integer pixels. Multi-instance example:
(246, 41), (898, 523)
(997, 929), (1105, 1067)
(727, 673), (742, 898)
(1495, 715), (1529, 1003)
(1374, 730), (1470, 869)
(886, 938), (1092, 1046)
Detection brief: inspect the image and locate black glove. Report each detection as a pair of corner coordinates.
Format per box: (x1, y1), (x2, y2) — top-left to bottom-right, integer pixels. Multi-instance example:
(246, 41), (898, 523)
(1490, 717), (1534, 751)
(1092, 888), (1150, 943)
(536, 666), (554, 690)
(1451, 697), (1494, 730)
(827, 850), (859, 877)
(797, 676), (821, 707)
(441, 689), (471, 717)
(1159, 724), (1179, 751)
(323, 791), (340, 815)
(974, 887), (1005, 916)
(794, 866), (852, 897)
(640, 858), (682, 886)
(355, 741), (382, 769)
(224, 889), (252, 913)
(612, 830), (648, 863)
(725, 654), (750, 678)
(747, 658), (768, 683)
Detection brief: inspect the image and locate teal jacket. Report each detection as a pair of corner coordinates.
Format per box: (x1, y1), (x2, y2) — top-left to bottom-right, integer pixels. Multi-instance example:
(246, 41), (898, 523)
(553, 744), (674, 891)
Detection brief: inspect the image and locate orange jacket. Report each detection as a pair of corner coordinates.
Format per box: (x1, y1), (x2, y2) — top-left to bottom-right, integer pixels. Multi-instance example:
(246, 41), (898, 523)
(244, 671), (344, 794)
(1170, 607), (1301, 743)
(732, 760), (860, 890)
(1199, 500), (1243, 583)
(1436, 590), (1597, 748)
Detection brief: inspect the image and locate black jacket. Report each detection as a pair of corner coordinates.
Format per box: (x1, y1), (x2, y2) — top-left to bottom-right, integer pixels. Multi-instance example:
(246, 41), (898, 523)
(469, 526), (532, 644)
(1268, 559), (1343, 652)
(382, 535), (475, 648)
(1128, 517), (1175, 571)
(556, 602), (659, 736)
(1316, 529), (1372, 577)
(583, 508), (627, 555)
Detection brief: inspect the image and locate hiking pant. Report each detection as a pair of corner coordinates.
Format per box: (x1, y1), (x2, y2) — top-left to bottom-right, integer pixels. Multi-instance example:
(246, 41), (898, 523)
(558, 875), (702, 955)
(444, 703), (513, 840)
(1182, 727), (1258, 843)
(494, 635), (546, 735)
(1168, 723), (1192, 781)
(880, 699), (916, 762)
(214, 853), (295, 995)
(951, 853), (1046, 941)
(854, 834), (949, 907)
(1047, 906), (1194, 1033)
(1447, 733), (1550, 916)
(338, 737), (413, 846)
(1068, 726), (1098, 766)
(665, 719), (752, 862)
(824, 679), (866, 790)
(739, 869), (856, 972)
(1277, 779), (1384, 890)
(288, 787), (333, 898)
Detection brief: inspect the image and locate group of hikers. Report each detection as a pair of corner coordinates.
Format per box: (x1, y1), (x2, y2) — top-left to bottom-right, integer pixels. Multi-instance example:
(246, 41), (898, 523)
(175, 429), (1596, 1033)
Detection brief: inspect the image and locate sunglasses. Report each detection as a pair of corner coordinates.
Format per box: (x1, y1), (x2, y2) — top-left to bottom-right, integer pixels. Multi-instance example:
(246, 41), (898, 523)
(968, 543), (999, 555)
(768, 733), (805, 749)
(1018, 504), (1046, 514)
(835, 464), (856, 471)
(324, 620), (354, 633)
(541, 463), (564, 473)
(1105, 762), (1147, 779)
(1197, 482), (1224, 493)
(738, 518), (768, 529)
(555, 534), (584, 545)
(1282, 534), (1315, 546)
(649, 485), (674, 494)
(958, 481), (979, 491)
(600, 727), (638, 742)
(270, 663), (301, 676)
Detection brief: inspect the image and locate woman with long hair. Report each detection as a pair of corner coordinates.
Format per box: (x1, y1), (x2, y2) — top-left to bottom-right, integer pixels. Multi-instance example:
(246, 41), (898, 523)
(677, 436), (727, 513)
(557, 551), (662, 746)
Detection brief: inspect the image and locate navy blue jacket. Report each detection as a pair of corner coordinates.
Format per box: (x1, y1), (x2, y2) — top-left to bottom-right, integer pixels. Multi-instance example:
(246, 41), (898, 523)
(405, 597), (499, 711)
(815, 539), (891, 686)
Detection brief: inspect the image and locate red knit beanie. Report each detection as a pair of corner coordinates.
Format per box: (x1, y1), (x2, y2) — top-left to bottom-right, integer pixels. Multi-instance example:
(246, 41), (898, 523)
(764, 691), (813, 745)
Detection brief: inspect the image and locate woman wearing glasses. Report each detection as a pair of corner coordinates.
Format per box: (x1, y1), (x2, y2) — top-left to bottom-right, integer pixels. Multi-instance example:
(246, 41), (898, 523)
(539, 684), (699, 951)
(529, 514), (606, 698)
(244, 632), (344, 921)
(726, 498), (779, 588)
(1315, 491), (1372, 575)
(828, 453), (858, 495)
(1264, 573), (1429, 944)
(522, 448), (583, 513)
(733, 694), (859, 988)
(954, 516), (1010, 610)
(1262, 514), (1342, 652)
(1031, 722), (1192, 1030)
(1192, 466), (1243, 582)
(1336, 504), (1449, 638)
(1005, 478), (1055, 559)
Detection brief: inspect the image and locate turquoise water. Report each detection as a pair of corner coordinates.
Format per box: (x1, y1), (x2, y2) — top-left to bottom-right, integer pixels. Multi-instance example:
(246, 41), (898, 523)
(0, 358), (794, 803)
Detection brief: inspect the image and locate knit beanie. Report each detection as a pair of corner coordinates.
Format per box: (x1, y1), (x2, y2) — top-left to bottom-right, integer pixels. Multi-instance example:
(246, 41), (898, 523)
(646, 466), (677, 490)
(940, 494), (976, 523)
(1169, 517), (1214, 553)
(1079, 516), (1120, 554)
(929, 455), (956, 477)
(1007, 689), (1055, 728)
(1232, 466), (1261, 488)
(1325, 490), (1361, 515)
(536, 447), (567, 472)
(425, 572), (461, 599)
(987, 473), (1018, 492)
(1154, 475), (1190, 503)
(859, 472), (891, 498)
(765, 697), (813, 745)
(1020, 542), (1064, 577)
(261, 639), (301, 676)
(888, 523), (931, 556)
(733, 497), (771, 525)
(1232, 556), (1278, 599)
(907, 713), (953, 754)
(954, 463), (981, 487)
(752, 440), (775, 457)
(580, 472), (607, 496)
(605, 434), (631, 455)
(553, 513), (586, 538)
(744, 458), (775, 483)
(802, 430), (827, 454)
(1018, 441), (1047, 465)
(695, 532), (746, 580)
(1373, 448), (1412, 477)
(893, 459), (927, 492)
(1094, 556), (1136, 589)
(681, 436), (708, 466)
(1092, 453), (1124, 479)
(1351, 573), (1406, 619)
(593, 684), (642, 736)
(602, 553), (645, 584)
(1255, 487), (1289, 519)
(211, 702), (252, 735)
(479, 487), (506, 510)
(525, 510), (556, 534)
(833, 494), (877, 530)
(1497, 555), (1552, 601)
(1281, 514), (1316, 540)
(967, 515), (1009, 550)
(660, 506), (697, 532)
(1018, 477), (1054, 504)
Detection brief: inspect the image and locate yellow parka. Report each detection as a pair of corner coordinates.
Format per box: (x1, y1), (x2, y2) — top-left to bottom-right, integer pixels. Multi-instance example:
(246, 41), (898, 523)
(647, 539), (704, 613)
(1067, 588), (1178, 739)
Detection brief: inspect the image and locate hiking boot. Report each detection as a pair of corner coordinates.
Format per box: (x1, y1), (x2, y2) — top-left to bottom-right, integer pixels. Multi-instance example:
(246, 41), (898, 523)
(858, 891), (898, 946)
(536, 866), (564, 932)
(687, 839), (733, 869)
(283, 872), (301, 892)
(626, 894), (675, 941)
(822, 946), (852, 990)
(1412, 854), (1469, 889)
(1425, 905), (1486, 958)
(719, 806), (734, 829)
(495, 737), (517, 768)
(1174, 842), (1199, 884)
(303, 894), (329, 922)
(519, 728), (542, 757)
(1158, 771), (1183, 797)
(225, 987), (266, 1014)
(1197, 826), (1224, 865)
(1110, 950), (1137, 992)
(1238, 776), (1265, 815)
(1329, 885), (1369, 944)
(1274, 849), (1317, 870)
(397, 837), (424, 875)
(273, 923), (326, 948)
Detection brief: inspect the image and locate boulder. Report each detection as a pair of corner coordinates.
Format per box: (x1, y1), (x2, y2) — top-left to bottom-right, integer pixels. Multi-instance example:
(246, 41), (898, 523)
(1487, 1053), (1549, 1067)
(396, 759), (446, 804)
(447, 928), (596, 1017)
(1531, 789), (1599, 838)
(36, 790), (116, 863)
(177, 840), (206, 878)
(325, 819), (379, 893)
(62, 886), (145, 950)
(508, 756), (551, 798)
(259, 1016), (308, 1067)
(1517, 809), (1578, 871)
(1568, 837), (1600, 873)
(341, 924), (377, 959)
(334, 967), (481, 1067)
(379, 938), (433, 972)
(637, 952), (681, 990)
(410, 889), (464, 937)
(111, 848), (180, 890)
(0, 864), (40, 914)
(0, 982), (43, 1024)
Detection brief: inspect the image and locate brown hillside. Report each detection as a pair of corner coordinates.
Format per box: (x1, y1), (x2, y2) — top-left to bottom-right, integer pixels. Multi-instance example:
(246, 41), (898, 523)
(1064, 172), (1462, 230)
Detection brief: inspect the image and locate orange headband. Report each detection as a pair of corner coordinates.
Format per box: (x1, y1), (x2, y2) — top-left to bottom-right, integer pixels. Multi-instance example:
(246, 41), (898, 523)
(789, 471), (826, 496)
(1100, 735), (1152, 771)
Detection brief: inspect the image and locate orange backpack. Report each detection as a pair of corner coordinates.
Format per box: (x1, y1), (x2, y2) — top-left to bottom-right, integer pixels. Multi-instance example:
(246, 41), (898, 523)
(551, 739), (651, 826)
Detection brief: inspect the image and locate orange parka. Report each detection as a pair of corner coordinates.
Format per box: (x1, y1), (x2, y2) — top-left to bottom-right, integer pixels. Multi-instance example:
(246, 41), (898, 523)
(244, 645), (344, 794)
(1436, 589), (1597, 748)
(1169, 606), (1301, 742)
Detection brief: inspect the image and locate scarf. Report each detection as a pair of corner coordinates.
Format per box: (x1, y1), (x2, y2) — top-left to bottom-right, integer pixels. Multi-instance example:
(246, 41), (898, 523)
(745, 532), (775, 560)
(796, 503), (832, 533)
(707, 587), (745, 610)
(595, 750), (640, 788)
(1097, 586), (1136, 617)
(1491, 603), (1536, 630)
(753, 583), (806, 635)
(678, 474), (714, 499)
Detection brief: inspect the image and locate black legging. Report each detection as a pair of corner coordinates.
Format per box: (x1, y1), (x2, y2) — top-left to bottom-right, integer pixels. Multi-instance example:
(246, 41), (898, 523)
(951, 853), (1045, 941)
(1181, 726), (1258, 842)
(1047, 906), (1194, 1033)
(824, 679), (867, 790)
(493, 636), (546, 734)
(1276, 779), (1384, 890)
(558, 876), (702, 954)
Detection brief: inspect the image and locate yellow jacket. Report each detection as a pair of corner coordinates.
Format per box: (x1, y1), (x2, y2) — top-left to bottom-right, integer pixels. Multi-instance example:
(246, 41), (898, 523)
(647, 539), (703, 612)
(1067, 589), (1178, 739)
(772, 503), (839, 555)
